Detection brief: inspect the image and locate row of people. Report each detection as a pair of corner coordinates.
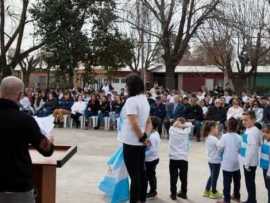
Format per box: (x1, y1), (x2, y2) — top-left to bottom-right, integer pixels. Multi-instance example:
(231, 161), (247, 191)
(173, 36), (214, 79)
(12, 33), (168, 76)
(18, 86), (270, 135)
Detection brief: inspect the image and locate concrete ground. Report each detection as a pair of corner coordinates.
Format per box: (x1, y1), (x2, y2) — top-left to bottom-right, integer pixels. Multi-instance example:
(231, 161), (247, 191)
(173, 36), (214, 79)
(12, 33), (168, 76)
(53, 129), (267, 203)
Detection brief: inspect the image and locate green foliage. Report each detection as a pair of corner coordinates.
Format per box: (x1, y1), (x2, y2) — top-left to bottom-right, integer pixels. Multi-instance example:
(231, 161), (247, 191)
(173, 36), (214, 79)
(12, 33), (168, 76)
(30, 0), (134, 87)
(91, 29), (135, 70)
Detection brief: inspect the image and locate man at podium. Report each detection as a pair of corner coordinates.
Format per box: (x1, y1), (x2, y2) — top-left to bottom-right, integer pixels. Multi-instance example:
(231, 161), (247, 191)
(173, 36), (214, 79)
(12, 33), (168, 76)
(0, 76), (54, 203)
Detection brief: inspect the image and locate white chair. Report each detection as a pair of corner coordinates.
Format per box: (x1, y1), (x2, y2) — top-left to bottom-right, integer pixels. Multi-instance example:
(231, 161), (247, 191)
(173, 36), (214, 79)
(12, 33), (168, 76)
(70, 118), (74, 128)
(104, 117), (110, 130)
(91, 116), (98, 128)
(80, 116), (86, 129)
(63, 115), (70, 128)
(69, 115), (86, 129)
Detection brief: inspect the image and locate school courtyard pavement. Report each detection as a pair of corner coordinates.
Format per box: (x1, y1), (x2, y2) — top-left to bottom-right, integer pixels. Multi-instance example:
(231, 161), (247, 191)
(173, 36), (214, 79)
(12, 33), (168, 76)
(53, 129), (267, 203)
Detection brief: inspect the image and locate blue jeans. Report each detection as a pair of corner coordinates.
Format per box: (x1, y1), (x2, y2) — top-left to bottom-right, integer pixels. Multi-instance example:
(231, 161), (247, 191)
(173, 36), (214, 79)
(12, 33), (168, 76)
(223, 170), (241, 203)
(36, 107), (53, 117)
(205, 163), (221, 193)
(244, 166), (257, 203)
(85, 110), (98, 119)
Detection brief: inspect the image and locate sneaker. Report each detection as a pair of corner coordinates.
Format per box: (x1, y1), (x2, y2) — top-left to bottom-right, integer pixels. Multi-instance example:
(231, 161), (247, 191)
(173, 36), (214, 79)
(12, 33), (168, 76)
(203, 190), (210, 197)
(209, 191), (223, 199)
(146, 191), (157, 199)
(177, 192), (187, 199)
(170, 194), (177, 200)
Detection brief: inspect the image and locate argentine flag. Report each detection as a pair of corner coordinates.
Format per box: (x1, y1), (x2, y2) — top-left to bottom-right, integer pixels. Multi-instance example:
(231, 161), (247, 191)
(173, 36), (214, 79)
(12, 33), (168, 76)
(98, 146), (129, 203)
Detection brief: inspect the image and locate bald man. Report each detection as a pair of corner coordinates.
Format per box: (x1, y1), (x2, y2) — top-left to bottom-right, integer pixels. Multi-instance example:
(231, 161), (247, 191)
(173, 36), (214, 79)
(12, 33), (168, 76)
(0, 76), (54, 203)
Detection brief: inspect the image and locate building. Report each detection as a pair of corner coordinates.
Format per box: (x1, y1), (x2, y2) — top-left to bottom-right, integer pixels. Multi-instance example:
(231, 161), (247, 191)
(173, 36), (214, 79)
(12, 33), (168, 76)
(27, 64), (270, 93)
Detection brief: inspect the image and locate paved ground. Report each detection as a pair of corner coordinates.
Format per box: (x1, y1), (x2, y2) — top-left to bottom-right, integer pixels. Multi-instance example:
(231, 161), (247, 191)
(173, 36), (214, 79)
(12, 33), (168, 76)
(53, 129), (267, 203)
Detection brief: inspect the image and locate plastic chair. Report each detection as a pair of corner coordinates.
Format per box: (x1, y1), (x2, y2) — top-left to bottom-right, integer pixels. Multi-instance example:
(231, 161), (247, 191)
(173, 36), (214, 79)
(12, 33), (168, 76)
(63, 115), (70, 128)
(104, 117), (110, 130)
(91, 116), (98, 128)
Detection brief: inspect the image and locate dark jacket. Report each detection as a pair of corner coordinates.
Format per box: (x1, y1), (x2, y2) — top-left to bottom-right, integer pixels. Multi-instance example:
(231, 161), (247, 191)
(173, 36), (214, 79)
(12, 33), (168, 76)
(263, 106), (270, 123)
(0, 99), (54, 192)
(100, 101), (110, 116)
(153, 103), (167, 120)
(87, 100), (101, 115)
(57, 99), (73, 110)
(184, 104), (204, 121)
(167, 103), (186, 120)
(148, 98), (156, 116)
(112, 102), (123, 114)
(206, 106), (227, 124)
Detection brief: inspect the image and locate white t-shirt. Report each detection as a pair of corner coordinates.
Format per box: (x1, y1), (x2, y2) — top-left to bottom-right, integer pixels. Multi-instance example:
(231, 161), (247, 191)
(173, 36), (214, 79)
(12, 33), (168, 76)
(240, 126), (263, 167)
(218, 133), (242, 172)
(169, 123), (192, 161)
(205, 135), (222, 164)
(242, 96), (249, 103)
(227, 106), (244, 120)
(71, 101), (87, 115)
(102, 85), (110, 95)
(118, 94), (150, 146)
(145, 131), (161, 162)
(150, 88), (157, 98)
(20, 97), (32, 109)
(224, 96), (232, 104)
(197, 95), (205, 101)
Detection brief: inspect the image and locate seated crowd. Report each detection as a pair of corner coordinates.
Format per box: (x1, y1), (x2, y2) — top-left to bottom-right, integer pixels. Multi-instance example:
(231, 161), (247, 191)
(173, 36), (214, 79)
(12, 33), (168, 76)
(18, 83), (270, 141)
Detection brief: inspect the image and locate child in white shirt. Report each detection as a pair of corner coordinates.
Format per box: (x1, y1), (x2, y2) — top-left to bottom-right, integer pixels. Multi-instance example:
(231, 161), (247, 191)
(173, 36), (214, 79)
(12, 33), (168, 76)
(169, 118), (192, 200)
(261, 124), (270, 203)
(240, 111), (263, 203)
(145, 116), (161, 199)
(217, 118), (242, 203)
(202, 121), (222, 199)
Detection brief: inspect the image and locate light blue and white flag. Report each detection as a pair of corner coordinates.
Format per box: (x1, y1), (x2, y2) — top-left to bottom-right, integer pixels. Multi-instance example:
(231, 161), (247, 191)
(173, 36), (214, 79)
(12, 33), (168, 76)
(98, 146), (129, 203)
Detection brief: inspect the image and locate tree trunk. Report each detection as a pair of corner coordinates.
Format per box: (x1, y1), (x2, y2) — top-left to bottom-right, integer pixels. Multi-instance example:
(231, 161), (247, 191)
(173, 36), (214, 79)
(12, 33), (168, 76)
(47, 69), (50, 89)
(165, 64), (176, 90)
(232, 74), (247, 94)
(2, 66), (12, 78)
(68, 70), (74, 89)
(23, 71), (30, 88)
(224, 69), (235, 91)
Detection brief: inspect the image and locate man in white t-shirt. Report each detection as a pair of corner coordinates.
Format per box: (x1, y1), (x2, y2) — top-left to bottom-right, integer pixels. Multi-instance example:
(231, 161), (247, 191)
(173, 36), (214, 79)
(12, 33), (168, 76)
(240, 111), (263, 203)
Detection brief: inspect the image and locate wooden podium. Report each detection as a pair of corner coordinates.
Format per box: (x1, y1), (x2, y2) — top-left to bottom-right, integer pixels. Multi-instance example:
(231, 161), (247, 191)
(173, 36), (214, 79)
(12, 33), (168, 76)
(30, 145), (77, 203)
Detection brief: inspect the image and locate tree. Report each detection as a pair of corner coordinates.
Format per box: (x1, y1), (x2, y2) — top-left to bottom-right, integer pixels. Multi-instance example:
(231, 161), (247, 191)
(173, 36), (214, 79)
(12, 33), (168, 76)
(138, 0), (221, 89)
(89, 2), (134, 73)
(198, 0), (270, 92)
(230, 0), (270, 89)
(31, 0), (134, 88)
(91, 31), (134, 71)
(31, 0), (98, 88)
(0, 0), (44, 78)
(198, 18), (235, 91)
(19, 55), (41, 87)
(120, 0), (161, 74)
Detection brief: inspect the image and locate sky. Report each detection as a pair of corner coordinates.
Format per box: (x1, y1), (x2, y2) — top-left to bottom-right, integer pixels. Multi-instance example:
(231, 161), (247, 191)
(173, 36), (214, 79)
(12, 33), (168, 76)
(5, 0), (36, 50)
